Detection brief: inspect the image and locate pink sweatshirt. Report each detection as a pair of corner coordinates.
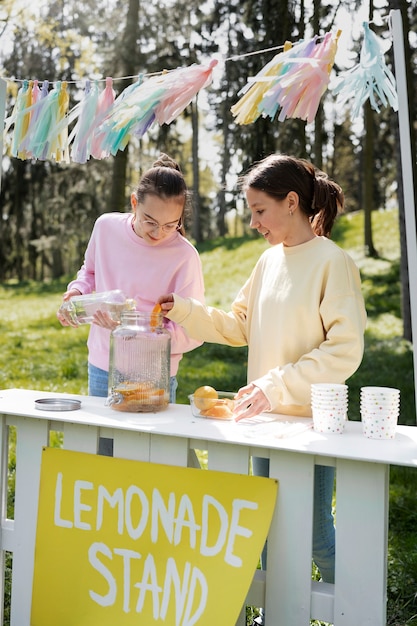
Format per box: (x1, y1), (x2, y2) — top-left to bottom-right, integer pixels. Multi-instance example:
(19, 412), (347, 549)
(68, 212), (205, 375)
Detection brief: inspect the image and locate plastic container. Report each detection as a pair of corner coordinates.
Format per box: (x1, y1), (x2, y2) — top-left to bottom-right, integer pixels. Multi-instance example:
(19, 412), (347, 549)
(60, 290), (136, 325)
(189, 391), (236, 419)
(107, 311), (171, 412)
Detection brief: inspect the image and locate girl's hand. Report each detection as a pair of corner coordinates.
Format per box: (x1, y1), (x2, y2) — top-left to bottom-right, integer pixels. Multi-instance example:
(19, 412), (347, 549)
(92, 310), (120, 331)
(157, 293), (175, 313)
(56, 288), (81, 327)
(233, 383), (271, 421)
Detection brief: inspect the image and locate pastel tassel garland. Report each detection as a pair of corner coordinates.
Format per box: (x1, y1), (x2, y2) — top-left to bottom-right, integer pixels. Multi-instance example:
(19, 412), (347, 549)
(230, 41), (294, 124)
(258, 37), (319, 122)
(3, 61), (216, 163)
(2, 28), (398, 163)
(332, 22), (398, 118)
(96, 60), (218, 154)
(231, 33), (339, 125)
(27, 81), (64, 160)
(53, 78), (114, 161)
(95, 74), (163, 154)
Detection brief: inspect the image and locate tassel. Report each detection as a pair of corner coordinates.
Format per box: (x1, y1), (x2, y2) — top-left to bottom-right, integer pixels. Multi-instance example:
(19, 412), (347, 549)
(332, 22), (398, 118)
(29, 81), (63, 160)
(18, 80), (49, 158)
(23, 80), (70, 161)
(18, 79), (42, 158)
(231, 41), (294, 124)
(94, 75), (151, 155)
(54, 81), (70, 162)
(69, 80), (100, 163)
(96, 61), (218, 155)
(90, 77), (116, 159)
(155, 59), (218, 125)
(98, 76), (163, 155)
(232, 33), (339, 125)
(274, 31), (340, 123)
(16, 80), (34, 158)
(259, 38), (318, 122)
(7, 80), (29, 157)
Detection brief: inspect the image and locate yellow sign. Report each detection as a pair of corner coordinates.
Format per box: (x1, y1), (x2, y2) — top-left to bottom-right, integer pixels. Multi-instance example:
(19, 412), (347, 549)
(31, 448), (278, 625)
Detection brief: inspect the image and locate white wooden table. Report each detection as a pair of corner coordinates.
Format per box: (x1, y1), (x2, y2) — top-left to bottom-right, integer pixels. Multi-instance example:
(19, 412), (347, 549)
(1, 388), (416, 625)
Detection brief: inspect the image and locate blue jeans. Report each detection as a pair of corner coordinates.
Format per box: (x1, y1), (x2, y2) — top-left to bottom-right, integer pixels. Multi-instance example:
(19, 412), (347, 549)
(252, 457), (335, 584)
(88, 363), (178, 455)
(88, 363), (109, 397)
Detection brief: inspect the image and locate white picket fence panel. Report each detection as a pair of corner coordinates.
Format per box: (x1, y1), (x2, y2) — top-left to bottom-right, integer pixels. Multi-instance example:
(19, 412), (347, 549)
(1, 388), (417, 625)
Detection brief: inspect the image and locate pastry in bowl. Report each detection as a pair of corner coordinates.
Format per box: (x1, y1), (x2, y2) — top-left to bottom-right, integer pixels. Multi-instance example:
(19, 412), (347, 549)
(189, 387), (236, 419)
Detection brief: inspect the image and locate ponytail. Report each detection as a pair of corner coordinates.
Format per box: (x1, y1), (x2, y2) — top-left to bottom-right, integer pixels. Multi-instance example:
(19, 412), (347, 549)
(311, 173), (344, 237)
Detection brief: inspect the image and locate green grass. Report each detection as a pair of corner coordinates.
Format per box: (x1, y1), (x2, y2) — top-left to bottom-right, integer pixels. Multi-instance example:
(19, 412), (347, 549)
(1, 207), (417, 624)
(0, 281), (89, 395)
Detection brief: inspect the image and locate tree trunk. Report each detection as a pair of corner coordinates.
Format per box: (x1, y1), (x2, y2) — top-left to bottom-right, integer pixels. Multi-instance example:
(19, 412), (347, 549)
(111, 149), (129, 212)
(111, 0), (140, 212)
(191, 98), (201, 242)
(312, 0), (323, 168)
(217, 24), (232, 238)
(13, 159), (26, 281)
(362, 0), (378, 258)
(217, 99), (231, 237)
(363, 101), (378, 257)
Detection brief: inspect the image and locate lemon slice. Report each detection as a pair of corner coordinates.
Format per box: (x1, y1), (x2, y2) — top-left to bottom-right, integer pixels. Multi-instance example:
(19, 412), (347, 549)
(150, 302), (162, 330)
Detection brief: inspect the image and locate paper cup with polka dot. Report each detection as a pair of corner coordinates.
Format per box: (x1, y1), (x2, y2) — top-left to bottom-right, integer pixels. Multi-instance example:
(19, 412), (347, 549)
(311, 384), (348, 434)
(312, 407), (347, 434)
(361, 410), (399, 439)
(360, 387), (400, 439)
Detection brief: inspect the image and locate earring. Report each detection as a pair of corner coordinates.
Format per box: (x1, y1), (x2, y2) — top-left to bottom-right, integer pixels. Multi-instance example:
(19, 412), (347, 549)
(289, 209), (293, 216)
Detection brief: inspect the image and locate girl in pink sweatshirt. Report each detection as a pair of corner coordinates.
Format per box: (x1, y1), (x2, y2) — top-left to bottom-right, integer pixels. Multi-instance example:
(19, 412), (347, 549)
(57, 153), (205, 405)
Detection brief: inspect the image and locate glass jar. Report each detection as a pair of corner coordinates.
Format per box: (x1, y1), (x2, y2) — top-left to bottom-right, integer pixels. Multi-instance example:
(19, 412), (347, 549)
(60, 290), (136, 325)
(107, 311), (171, 413)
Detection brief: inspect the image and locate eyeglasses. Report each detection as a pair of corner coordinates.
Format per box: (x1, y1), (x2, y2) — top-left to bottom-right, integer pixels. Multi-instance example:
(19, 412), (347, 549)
(140, 218), (181, 234)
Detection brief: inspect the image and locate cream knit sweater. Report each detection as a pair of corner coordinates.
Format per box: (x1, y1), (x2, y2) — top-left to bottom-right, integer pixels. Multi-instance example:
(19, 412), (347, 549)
(166, 236), (367, 416)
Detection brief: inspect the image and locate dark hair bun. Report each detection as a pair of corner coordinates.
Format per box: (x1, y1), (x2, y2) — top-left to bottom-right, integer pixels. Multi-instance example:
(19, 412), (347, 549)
(152, 153), (181, 172)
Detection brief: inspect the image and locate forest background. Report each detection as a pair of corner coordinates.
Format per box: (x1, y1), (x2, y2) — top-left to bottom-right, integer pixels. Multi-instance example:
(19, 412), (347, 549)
(0, 0), (416, 338)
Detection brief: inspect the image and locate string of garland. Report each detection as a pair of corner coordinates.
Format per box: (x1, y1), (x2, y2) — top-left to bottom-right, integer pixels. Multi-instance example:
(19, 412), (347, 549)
(1, 20), (398, 165)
